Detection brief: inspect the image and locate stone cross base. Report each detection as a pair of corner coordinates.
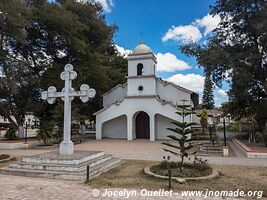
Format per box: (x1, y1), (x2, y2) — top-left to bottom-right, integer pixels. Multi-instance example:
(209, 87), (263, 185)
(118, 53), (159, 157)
(0, 151), (121, 181)
(60, 141), (74, 155)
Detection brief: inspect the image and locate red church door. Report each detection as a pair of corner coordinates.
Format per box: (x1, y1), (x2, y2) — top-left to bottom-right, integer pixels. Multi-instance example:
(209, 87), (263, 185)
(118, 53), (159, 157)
(135, 112), (150, 139)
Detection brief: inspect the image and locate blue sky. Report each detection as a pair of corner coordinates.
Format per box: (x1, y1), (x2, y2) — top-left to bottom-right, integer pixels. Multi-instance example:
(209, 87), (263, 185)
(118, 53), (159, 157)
(51, 0), (229, 106)
(101, 0), (229, 106)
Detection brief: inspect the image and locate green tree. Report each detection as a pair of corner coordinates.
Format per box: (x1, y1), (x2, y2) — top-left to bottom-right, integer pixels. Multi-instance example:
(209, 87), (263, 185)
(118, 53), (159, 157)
(202, 74), (214, 109)
(199, 109), (208, 134)
(162, 99), (197, 171)
(0, 0), (38, 137)
(181, 0), (267, 131)
(0, 0), (127, 137)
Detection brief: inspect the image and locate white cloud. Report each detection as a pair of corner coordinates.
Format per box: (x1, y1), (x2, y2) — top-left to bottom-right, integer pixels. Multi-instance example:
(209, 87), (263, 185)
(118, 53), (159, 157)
(194, 14), (220, 36)
(115, 44), (131, 57)
(77, 0), (114, 12)
(166, 73), (205, 93)
(95, 0), (113, 12)
(162, 13), (220, 43)
(162, 25), (202, 43)
(217, 89), (228, 97)
(156, 53), (191, 72)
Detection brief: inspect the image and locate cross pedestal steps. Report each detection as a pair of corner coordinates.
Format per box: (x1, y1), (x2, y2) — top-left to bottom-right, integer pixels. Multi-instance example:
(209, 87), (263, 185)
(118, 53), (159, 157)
(0, 151), (121, 181)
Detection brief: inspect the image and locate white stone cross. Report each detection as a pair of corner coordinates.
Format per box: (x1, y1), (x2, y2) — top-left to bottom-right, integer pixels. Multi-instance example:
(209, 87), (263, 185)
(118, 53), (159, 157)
(41, 64), (96, 155)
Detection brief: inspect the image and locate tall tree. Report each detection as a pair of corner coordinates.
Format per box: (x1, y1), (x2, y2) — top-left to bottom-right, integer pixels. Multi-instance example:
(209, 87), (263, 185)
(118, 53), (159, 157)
(0, 0), (127, 137)
(0, 0), (36, 137)
(181, 0), (267, 131)
(202, 74), (215, 109)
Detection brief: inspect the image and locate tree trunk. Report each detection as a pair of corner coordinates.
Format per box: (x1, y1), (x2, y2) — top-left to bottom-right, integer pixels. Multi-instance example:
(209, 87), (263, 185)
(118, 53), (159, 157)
(80, 124), (86, 135)
(18, 125), (24, 139)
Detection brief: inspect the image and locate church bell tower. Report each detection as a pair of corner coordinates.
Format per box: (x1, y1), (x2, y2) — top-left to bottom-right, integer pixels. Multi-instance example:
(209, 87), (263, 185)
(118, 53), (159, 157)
(127, 41), (157, 96)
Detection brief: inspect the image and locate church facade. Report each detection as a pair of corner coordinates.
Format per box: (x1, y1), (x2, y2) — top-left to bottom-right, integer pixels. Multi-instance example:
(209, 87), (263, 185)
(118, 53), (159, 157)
(94, 42), (199, 141)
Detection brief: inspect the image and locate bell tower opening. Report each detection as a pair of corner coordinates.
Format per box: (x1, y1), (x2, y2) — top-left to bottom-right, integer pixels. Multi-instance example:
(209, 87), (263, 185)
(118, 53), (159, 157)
(137, 63), (144, 76)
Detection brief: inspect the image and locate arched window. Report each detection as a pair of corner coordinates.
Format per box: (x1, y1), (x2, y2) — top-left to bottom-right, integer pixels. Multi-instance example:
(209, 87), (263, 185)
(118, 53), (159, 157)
(137, 63), (143, 76)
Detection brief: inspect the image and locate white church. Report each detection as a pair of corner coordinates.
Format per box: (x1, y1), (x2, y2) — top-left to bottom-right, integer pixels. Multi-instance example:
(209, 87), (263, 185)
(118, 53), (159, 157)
(94, 42), (199, 141)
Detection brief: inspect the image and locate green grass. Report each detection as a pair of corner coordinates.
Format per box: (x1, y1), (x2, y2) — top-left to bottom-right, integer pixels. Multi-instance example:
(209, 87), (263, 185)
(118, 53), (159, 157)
(88, 160), (267, 199)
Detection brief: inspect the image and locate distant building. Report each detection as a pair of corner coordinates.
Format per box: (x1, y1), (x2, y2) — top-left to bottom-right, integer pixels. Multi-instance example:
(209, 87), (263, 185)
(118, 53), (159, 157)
(0, 113), (39, 128)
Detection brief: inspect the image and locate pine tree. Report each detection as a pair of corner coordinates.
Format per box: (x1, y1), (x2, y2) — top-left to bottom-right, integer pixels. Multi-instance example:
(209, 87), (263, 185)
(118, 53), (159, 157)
(202, 74), (214, 109)
(162, 99), (197, 171)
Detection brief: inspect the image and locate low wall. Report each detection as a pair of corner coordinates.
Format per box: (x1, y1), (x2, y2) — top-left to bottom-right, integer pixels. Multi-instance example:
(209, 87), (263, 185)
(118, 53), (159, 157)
(232, 138), (267, 158)
(0, 140), (42, 150)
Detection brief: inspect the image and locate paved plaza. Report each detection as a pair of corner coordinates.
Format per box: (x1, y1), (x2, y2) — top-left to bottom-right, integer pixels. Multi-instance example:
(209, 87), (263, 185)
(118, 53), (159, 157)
(1, 139), (267, 167)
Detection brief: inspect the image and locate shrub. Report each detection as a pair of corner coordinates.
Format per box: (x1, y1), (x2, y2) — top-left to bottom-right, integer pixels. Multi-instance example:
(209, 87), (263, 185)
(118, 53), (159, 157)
(227, 123), (239, 132)
(151, 156), (212, 178)
(0, 154), (10, 160)
(4, 124), (17, 140)
(199, 109), (208, 134)
(263, 132), (267, 147)
(37, 120), (55, 145)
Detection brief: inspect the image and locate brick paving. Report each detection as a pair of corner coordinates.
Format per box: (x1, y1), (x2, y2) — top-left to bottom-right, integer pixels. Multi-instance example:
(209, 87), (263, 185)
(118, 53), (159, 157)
(0, 174), (242, 200)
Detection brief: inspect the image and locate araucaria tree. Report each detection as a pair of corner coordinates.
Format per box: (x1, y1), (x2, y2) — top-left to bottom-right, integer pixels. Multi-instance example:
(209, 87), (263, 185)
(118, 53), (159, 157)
(162, 100), (196, 170)
(202, 74), (214, 109)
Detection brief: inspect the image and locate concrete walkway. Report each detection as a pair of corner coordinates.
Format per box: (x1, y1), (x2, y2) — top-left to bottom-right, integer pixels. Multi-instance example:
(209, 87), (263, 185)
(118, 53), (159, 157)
(1, 139), (267, 167)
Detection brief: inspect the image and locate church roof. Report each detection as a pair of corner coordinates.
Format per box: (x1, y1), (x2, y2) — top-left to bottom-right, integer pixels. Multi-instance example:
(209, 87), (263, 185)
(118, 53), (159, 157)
(130, 41), (152, 55)
(93, 95), (182, 115)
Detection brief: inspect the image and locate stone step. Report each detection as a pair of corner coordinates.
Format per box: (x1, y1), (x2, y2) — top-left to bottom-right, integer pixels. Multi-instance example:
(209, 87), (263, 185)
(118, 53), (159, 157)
(10, 154), (113, 172)
(22, 151), (104, 165)
(200, 143), (223, 147)
(0, 157), (121, 181)
(86, 157), (121, 181)
(197, 153), (222, 157)
(199, 149), (223, 154)
(200, 146), (223, 151)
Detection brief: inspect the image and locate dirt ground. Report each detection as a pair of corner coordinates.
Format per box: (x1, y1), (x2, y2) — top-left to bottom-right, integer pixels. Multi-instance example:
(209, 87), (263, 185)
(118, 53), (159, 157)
(89, 160), (267, 199)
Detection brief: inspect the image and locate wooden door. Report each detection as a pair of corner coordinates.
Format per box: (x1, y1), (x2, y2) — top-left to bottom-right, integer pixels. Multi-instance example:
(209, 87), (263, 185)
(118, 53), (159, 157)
(135, 112), (150, 139)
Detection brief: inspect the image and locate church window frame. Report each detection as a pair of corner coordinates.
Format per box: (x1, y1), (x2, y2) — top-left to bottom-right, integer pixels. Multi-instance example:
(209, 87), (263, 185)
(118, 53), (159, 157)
(137, 63), (144, 76)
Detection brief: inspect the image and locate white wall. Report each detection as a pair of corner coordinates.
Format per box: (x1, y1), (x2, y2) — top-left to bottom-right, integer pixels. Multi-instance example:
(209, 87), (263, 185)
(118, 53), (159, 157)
(155, 114), (192, 140)
(102, 115), (127, 139)
(128, 56), (156, 76)
(157, 79), (193, 106)
(103, 85), (127, 107)
(155, 114), (175, 139)
(127, 77), (156, 96)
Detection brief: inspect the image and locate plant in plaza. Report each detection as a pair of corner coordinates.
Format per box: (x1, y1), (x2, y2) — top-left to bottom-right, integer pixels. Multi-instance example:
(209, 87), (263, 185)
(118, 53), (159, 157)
(37, 120), (55, 145)
(4, 124), (17, 140)
(151, 155), (212, 178)
(263, 131), (267, 147)
(162, 99), (197, 171)
(0, 154), (10, 160)
(199, 109), (209, 134)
